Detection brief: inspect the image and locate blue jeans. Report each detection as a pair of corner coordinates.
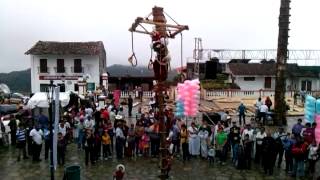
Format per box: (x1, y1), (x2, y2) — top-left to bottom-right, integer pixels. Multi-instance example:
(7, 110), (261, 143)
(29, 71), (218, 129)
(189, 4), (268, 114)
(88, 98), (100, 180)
(78, 130), (84, 149)
(232, 143), (239, 163)
(293, 159), (305, 177)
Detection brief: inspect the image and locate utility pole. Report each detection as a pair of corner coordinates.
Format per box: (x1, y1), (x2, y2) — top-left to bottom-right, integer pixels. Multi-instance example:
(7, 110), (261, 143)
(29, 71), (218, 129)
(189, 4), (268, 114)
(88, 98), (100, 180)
(274, 0), (291, 126)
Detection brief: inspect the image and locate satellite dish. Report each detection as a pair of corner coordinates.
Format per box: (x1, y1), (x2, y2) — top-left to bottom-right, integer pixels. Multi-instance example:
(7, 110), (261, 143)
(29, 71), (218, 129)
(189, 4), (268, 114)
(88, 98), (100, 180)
(0, 83), (11, 94)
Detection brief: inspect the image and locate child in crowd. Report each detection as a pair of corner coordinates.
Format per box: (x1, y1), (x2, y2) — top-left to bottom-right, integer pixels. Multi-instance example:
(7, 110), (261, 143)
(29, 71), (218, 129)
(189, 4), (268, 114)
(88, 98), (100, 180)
(140, 132), (150, 157)
(102, 130), (112, 160)
(57, 132), (66, 165)
(308, 140), (319, 175)
(208, 145), (215, 167)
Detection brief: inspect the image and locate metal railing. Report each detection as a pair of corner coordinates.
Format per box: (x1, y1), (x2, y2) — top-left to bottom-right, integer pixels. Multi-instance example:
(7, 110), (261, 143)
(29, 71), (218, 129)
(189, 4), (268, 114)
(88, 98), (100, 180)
(204, 89), (320, 99)
(108, 91), (153, 98)
(54, 67), (65, 73)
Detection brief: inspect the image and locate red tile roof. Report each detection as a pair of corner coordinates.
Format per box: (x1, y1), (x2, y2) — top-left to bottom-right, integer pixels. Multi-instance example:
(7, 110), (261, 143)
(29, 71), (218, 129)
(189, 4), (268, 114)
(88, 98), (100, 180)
(25, 41), (105, 55)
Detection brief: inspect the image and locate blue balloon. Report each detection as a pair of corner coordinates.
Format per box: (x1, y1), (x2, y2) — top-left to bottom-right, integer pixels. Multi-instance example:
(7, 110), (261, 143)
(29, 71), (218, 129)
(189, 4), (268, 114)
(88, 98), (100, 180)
(316, 99), (320, 114)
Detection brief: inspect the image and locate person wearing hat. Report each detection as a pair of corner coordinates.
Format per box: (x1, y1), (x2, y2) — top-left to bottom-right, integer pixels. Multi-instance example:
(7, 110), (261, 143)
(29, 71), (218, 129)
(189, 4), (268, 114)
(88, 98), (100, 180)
(229, 121), (241, 165)
(113, 164), (125, 180)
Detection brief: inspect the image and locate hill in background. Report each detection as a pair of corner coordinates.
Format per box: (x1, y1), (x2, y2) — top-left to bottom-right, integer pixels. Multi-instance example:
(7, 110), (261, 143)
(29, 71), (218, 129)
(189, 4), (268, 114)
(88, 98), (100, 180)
(0, 69), (31, 94)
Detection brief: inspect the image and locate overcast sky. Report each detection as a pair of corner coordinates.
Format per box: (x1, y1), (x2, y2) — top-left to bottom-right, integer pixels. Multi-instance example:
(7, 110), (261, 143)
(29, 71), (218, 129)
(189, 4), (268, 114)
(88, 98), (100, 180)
(1, 0), (320, 73)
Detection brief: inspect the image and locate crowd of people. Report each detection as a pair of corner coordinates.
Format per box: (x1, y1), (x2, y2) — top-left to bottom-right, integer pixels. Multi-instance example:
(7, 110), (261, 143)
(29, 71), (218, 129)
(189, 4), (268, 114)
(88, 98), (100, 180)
(0, 96), (320, 179)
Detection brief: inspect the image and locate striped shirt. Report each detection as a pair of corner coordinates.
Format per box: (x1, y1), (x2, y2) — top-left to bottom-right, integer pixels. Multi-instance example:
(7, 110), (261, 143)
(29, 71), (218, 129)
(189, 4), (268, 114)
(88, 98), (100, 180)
(16, 129), (26, 142)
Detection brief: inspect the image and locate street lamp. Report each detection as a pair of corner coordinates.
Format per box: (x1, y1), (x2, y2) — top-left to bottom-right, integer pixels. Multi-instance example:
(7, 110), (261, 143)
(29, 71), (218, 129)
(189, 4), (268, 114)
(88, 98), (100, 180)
(46, 80), (55, 180)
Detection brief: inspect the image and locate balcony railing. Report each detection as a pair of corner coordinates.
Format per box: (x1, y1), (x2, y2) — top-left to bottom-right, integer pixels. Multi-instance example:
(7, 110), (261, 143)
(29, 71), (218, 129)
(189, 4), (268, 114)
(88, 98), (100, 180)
(37, 66), (49, 74)
(71, 67), (84, 73)
(54, 67), (65, 73)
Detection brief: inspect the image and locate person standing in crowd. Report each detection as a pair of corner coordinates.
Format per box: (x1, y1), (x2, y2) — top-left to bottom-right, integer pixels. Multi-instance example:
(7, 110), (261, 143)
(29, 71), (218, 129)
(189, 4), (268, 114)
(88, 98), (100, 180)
(126, 123), (136, 158)
(94, 131), (102, 161)
(102, 129), (112, 160)
(135, 120), (144, 156)
(58, 120), (67, 138)
(149, 121), (160, 157)
(261, 131), (277, 175)
(8, 114), (18, 146)
(85, 104), (93, 117)
(141, 131), (150, 157)
(198, 124), (209, 159)
(308, 140), (319, 176)
(84, 115), (94, 132)
(291, 137), (308, 178)
(215, 127), (228, 165)
(229, 121), (241, 165)
(273, 127), (286, 168)
(188, 122), (200, 157)
(83, 130), (95, 166)
(37, 111), (48, 130)
(292, 119), (304, 137)
(238, 103), (246, 126)
(259, 103), (268, 125)
(302, 122), (315, 145)
(128, 95), (133, 117)
(282, 132), (294, 174)
(255, 127), (266, 165)
(255, 97), (263, 120)
(29, 125), (43, 162)
(76, 115), (85, 150)
(242, 124), (254, 142)
(180, 124), (189, 163)
(57, 132), (66, 165)
(243, 134), (253, 169)
(44, 128), (51, 160)
(170, 122), (180, 155)
(115, 122), (125, 159)
(16, 123), (28, 161)
(265, 96), (272, 111)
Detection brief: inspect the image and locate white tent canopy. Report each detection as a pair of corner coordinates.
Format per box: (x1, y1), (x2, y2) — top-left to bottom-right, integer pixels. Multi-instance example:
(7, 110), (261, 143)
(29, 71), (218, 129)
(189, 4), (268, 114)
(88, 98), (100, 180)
(27, 92), (70, 109)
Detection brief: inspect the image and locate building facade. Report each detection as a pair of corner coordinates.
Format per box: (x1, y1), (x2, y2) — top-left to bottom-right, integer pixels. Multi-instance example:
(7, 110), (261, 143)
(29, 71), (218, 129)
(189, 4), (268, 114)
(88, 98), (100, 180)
(25, 41), (106, 93)
(226, 63), (320, 91)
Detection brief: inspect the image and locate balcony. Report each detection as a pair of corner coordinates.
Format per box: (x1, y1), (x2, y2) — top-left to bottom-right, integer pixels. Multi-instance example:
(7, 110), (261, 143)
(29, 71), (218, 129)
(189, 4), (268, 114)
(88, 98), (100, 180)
(37, 66), (50, 74)
(54, 67), (66, 73)
(71, 67), (84, 74)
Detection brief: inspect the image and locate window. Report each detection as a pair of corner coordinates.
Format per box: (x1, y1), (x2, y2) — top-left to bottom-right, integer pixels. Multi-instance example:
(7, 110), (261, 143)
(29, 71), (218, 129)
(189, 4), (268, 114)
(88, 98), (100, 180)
(40, 84), (49, 92)
(244, 77), (255, 81)
(74, 59), (82, 73)
(301, 80), (312, 91)
(264, 77), (272, 88)
(56, 59), (65, 73)
(57, 83), (65, 92)
(40, 59), (47, 73)
(74, 84), (79, 91)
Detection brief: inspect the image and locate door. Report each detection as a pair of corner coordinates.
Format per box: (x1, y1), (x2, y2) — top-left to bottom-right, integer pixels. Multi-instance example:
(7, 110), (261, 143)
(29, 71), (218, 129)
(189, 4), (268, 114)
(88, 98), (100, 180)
(264, 77), (272, 89)
(301, 80), (312, 91)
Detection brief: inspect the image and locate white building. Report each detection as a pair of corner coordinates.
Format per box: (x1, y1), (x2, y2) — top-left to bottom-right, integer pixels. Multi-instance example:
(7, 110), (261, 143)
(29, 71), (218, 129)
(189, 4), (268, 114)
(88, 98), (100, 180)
(226, 63), (320, 91)
(25, 41), (106, 93)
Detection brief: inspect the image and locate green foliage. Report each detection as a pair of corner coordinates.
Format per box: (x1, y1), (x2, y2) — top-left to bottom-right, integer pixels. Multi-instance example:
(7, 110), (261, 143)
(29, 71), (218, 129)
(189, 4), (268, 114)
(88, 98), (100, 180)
(0, 69), (31, 94)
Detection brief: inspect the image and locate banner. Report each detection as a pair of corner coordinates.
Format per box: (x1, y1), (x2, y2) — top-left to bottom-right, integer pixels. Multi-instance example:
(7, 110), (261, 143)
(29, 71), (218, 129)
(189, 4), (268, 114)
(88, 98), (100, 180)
(53, 86), (60, 170)
(113, 90), (121, 108)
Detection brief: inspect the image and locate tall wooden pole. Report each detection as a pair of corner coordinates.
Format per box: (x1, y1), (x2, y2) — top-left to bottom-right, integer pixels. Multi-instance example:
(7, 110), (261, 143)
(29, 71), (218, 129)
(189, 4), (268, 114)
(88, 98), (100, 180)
(274, 0), (291, 126)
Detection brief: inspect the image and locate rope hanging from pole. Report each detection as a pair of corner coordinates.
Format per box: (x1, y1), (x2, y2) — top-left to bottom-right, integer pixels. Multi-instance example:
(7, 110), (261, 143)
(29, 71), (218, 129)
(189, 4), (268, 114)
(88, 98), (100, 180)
(128, 31), (138, 67)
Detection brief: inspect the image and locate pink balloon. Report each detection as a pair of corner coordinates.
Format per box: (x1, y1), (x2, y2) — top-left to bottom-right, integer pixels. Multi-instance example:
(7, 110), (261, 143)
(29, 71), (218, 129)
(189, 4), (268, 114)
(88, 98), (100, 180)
(316, 128), (320, 144)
